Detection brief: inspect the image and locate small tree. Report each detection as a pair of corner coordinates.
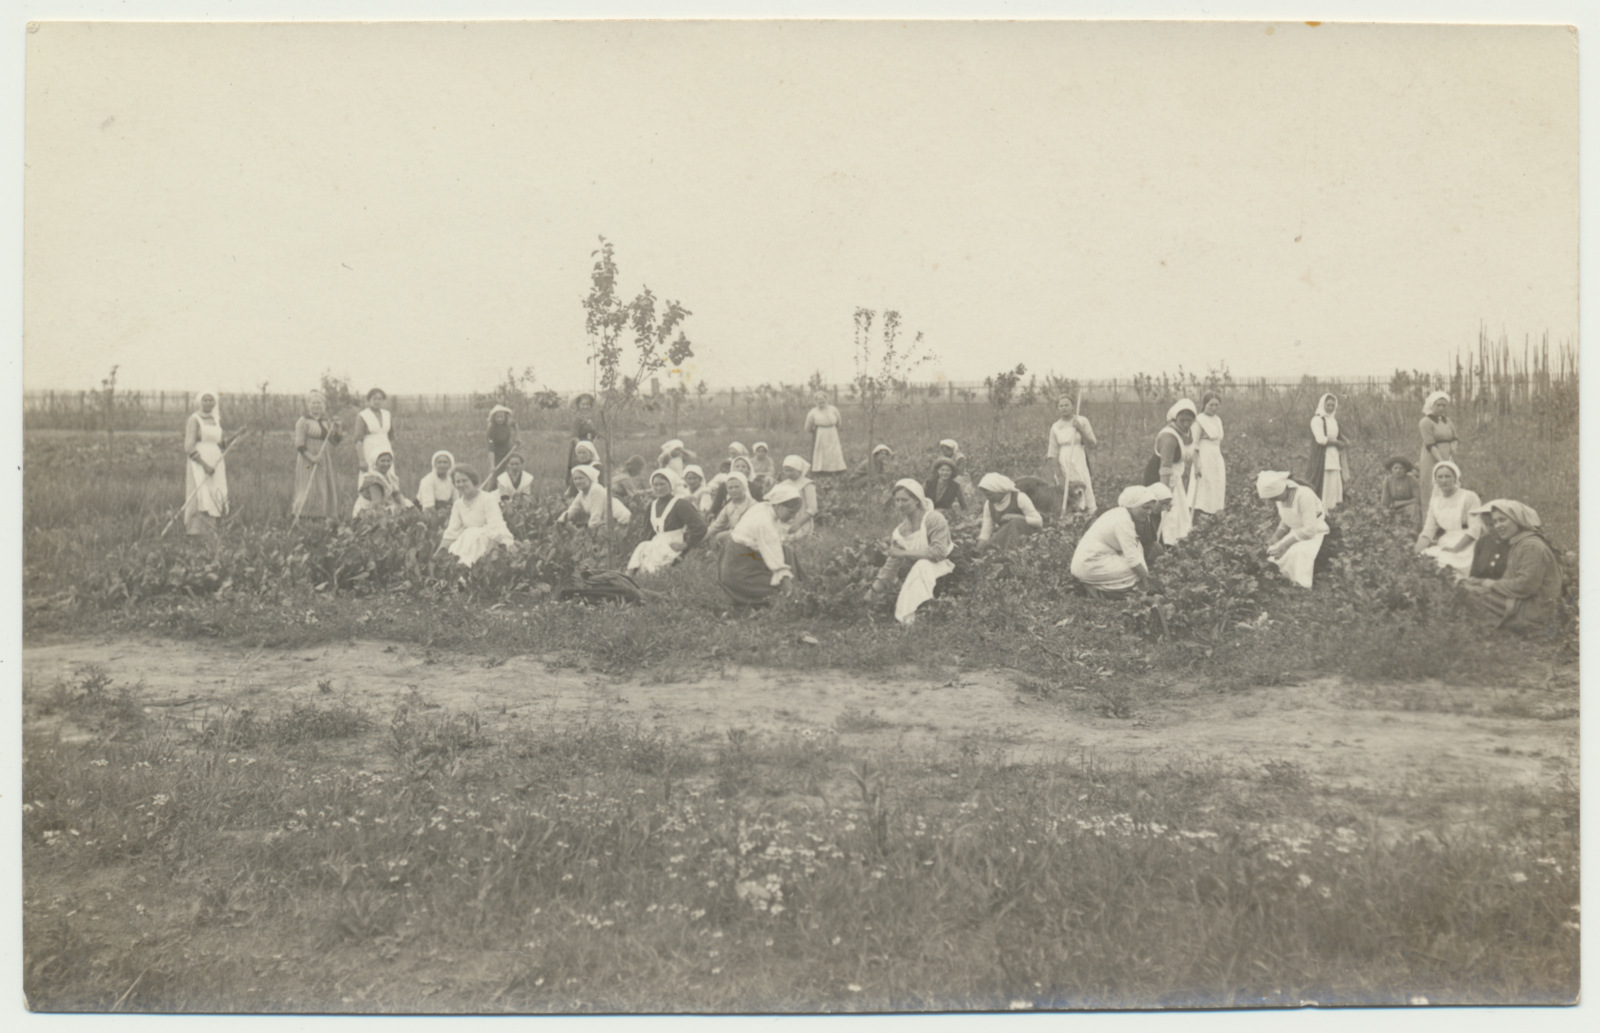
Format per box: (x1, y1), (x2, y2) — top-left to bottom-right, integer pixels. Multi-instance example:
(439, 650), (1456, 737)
(319, 368), (358, 413)
(473, 366), (539, 411)
(582, 237), (693, 566)
(852, 308), (934, 451)
(983, 363), (1027, 446)
(99, 364), (119, 455)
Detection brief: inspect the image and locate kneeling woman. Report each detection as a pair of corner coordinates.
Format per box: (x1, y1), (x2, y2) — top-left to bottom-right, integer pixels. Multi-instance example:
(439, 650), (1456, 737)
(866, 479), (956, 624)
(1414, 460), (1482, 578)
(352, 472), (401, 521)
(1070, 486), (1156, 597)
(1256, 471), (1329, 588)
(975, 473), (1043, 553)
(705, 471), (758, 547)
(718, 482), (805, 606)
(558, 464), (632, 536)
(627, 469), (708, 575)
(434, 466), (515, 567)
(1460, 500), (1563, 635)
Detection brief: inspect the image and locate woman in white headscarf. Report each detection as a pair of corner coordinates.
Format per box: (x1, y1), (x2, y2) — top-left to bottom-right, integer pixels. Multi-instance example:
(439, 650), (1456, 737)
(182, 390), (240, 536)
(416, 451), (458, 511)
(1461, 500), (1564, 634)
(1144, 399), (1197, 545)
(1257, 471), (1329, 588)
(1418, 390), (1458, 501)
(558, 464), (632, 534)
(804, 392), (848, 474)
(975, 472), (1043, 553)
(485, 404), (518, 481)
(779, 455), (820, 540)
(682, 464), (709, 504)
(292, 389), (342, 523)
(750, 442), (776, 480)
(1414, 460), (1483, 578)
(627, 468), (709, 576)
(1071, 486), (1156, 596)
(718, 481), (806, 606)
(1046, 395), (1097, 515)
(1190, 393), (1227, 516)
(865, 479), (956, 624)
(495, 452), (534, 504)
(658, 438), (695, 475)
(1307, 393), (1352, 510)
(352, 472), (401, 521)
(434, 465), (515, 567)
(705, 471), (757, 547)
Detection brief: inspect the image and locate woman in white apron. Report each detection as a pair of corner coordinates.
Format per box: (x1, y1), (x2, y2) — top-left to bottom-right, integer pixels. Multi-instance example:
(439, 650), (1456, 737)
(627, 468), (708, 575)
(1307, 393), (1352, 510)
(1414, 461), (1483, 578)
(1144, 399), (1197, 546)
(1046, 396), (1097, 514)
(183, 390), (236, 536)
(866, 479), (956, 624)
(353, 387), (394, 485)
(1190, 393), (1227, 516)
(1257, 471), (1329, 588)
(804, 393), (847, 474)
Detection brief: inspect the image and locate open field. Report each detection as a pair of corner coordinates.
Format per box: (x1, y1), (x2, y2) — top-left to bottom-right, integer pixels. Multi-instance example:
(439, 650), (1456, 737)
(21, 378), (1580, 1012)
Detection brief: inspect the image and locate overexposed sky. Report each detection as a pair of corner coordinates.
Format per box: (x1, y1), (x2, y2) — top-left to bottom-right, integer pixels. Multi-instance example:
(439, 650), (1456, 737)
(24, 19), (1578, 393)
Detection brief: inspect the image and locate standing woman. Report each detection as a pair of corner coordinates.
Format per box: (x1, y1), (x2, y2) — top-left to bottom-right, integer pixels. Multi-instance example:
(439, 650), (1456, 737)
(865, 479), (956, 624)
(183, 391), (241, 537)
(1190, 393), (1227, 518)
(1307, 393), (1352, 509)
(486, 405), (518, 479)
(566, 393), (600, 480)
(1144, 399), (1197, 546)
(1414, 460), (1483, 578)
(292, 390), (343, 523)
(804, 391), (848, 474)
(1046, 395), (1097, 515)
(627, 468), (708, 575)
(779, 455), (819, 540)
(352, 388), (395, 485)
(1418, 391), (1458, 501)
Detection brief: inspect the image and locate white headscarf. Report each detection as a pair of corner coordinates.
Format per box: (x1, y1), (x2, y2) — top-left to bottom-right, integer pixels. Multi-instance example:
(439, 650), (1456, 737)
(730, 456), (755, 478)
(430, 449), (455, 472)
(659, 438), (686, 460)
(1256, 471), (1291, 499)
(1313, 393), (1338, 417)
(1146, 483), (1173, 503)
(194, 390), (221, 421)
(872, 444), (894, 458)
(891, 477), (933, 511)
(1472, 498), (1542, 532)
(978, 472), (1016, 494)
(724, 471), (749, 495)
(765, 481), (803, 506)
(571, 464), (601, 490)
(683, 463), (706, 485)
(1117, 485), (1149, 508)
(1423, 391), (1451, 416)
(782, 455), (811, 477)
(650, 467), (685, 497)
(1432, 460), (1462, 483)
(573, 440), (600, 464)
(486, 404), (513, 428)
(938, 438), (960, 453)
(1166, 398), (1197, 422)
(753, 441), (770, 454)
(728, 442), (749, 457)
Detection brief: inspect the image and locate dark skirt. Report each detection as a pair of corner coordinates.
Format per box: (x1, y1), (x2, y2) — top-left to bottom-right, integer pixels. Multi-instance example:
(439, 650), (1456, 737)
(717, 537), (800, 606)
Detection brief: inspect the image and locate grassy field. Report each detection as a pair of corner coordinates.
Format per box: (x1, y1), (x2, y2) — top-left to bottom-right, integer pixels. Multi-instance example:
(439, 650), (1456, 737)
(20, 379), (1581, 1012)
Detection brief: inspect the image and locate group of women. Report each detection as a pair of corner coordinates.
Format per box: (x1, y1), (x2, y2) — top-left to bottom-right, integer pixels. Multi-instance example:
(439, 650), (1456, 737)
(181, 383), (1559, 635)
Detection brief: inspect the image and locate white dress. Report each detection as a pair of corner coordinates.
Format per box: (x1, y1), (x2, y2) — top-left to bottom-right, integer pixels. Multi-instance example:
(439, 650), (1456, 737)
(628, 499), (691, 575)
(562, 483), (632, 528)
(1420, 488), (1483, 578)
(1155, 427), (1194, 546)
(184, 414), (228, 531)
(804, 405), (847, 473)
(497, 472), (534, 503)
(358, 408), (393, 472)
(1070, 508), (1145, 590)
(1046, 417), (1096, 513)
(1272, 488), (1328, 589)
(891, 510), (955, 624)
(1190, 413), (1226, 514)
(440, 491), (515, 567)
(416, 471), (457, 510)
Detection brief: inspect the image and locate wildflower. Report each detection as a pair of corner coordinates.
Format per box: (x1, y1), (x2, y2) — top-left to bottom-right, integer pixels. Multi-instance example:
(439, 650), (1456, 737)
(1296, 874), (1314, 889)
(90, 759), (108, 768)
(831, 936), (841, 946)
(847, 984), (862, 993)
(1510, 872), (1528, 884)
(711, 967), (722, 975)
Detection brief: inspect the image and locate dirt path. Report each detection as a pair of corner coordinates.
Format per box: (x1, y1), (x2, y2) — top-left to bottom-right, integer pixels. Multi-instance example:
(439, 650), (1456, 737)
(22, 636), (1578, 798)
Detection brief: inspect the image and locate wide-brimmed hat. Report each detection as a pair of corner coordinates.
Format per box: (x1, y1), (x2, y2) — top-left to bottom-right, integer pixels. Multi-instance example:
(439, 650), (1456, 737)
(1385, 456), (1416, 473)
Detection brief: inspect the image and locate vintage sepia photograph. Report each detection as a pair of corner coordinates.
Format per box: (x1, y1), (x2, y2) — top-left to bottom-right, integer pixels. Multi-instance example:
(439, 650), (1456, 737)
(14, 8), (1583, 1019)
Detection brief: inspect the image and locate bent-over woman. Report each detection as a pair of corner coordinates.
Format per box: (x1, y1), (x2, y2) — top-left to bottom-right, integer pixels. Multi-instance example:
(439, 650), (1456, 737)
(1461, 500), (1563, 634)
(292, 390), (342, 522)
(1415, 461), (1482, 578)
(1307, 393), (1352, 510)
(866, 479), (955, 624)
(434, 465), (515, 567)
(1071, 486), (1155, 596)
(975, 473), (1043, 553)
(627, 468), (709, 576)
(804, 393), (847, 474)
(718, 481), (805, 606)
(1257, 471), (1329, 588)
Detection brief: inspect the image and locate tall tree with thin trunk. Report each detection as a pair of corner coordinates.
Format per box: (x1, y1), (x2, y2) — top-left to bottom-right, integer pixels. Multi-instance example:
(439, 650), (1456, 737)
(852, 307), (934, 451)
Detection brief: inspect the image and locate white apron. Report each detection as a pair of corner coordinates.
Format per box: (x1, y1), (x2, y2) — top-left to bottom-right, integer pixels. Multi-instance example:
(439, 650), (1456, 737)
(1190, 414), (1226, 514)
(1156, 427), (1194, 546)
(1272, 497), (1326, 589)
(628, 500), (689, 575)
(185, 416), (229, 526)
(1048, 419), (1096, 513)
(359, 408), (393, 471)
(892, 511), (955, 624)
